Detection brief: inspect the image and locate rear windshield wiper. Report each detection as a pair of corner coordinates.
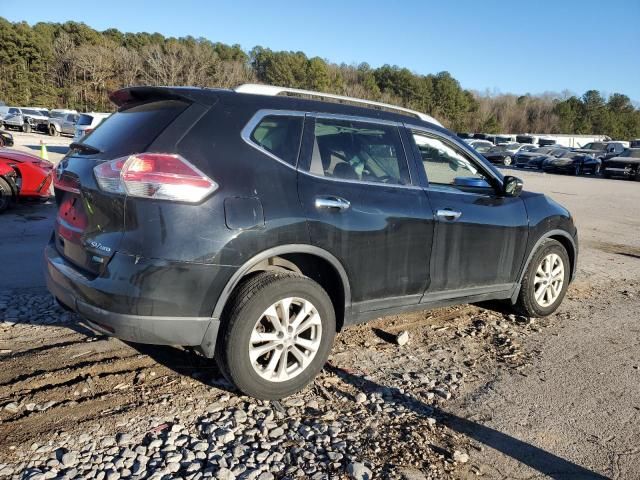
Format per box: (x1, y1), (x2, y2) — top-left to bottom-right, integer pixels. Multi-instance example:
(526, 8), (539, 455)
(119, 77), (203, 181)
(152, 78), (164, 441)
(70, 142), (102, 155)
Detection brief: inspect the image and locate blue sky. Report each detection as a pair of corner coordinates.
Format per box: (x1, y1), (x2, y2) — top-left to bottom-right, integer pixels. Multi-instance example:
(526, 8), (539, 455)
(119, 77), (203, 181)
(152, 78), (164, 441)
(3, 0), (639, 101)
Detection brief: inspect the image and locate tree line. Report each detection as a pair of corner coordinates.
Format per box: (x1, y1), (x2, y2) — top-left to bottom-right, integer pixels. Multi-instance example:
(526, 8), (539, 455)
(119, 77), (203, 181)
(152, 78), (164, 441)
(1, 17), (639, 138)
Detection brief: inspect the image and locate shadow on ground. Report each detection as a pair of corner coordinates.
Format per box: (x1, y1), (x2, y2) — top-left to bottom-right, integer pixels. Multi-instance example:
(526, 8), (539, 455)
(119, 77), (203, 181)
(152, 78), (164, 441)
(123, 332), (610, 479)
(325, 364), (609, 480)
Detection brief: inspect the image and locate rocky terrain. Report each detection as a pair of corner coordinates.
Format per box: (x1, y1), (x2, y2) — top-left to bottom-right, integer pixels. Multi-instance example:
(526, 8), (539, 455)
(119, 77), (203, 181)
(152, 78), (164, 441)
(0, 286), (552, 479)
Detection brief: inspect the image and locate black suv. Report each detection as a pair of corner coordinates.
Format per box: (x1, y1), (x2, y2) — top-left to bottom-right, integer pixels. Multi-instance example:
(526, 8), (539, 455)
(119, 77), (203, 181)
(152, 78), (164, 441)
(46, 85), (578, 399)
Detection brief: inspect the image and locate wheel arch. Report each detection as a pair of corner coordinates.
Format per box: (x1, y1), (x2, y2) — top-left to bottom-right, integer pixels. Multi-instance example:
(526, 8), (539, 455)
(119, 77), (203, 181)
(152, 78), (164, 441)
(212, 244), (351, 331)
(515, 229), (577, 294)
(511, 229), (578, 305)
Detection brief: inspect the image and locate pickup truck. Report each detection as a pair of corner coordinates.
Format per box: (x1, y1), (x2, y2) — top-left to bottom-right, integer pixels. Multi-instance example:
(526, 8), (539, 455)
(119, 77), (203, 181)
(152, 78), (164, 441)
(48, 111), (80, 137)
(1, 107), (50, 133)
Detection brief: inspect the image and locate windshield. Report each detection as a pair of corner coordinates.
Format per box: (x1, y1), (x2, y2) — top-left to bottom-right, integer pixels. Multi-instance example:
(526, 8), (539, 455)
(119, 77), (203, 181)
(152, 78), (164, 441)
(582, 142), (606, 151)
(533, 147), (555, 155)
(23, 109), (45, 116)
(620, 149), (640, 158)
(50, 111), (67, 119)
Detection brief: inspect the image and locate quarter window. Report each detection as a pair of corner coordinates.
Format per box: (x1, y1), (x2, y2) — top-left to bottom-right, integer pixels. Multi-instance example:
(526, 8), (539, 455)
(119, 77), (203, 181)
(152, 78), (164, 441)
(413, 132), (492, 190)
(249, 115), (303, 166)
(309, 118), (410, 185)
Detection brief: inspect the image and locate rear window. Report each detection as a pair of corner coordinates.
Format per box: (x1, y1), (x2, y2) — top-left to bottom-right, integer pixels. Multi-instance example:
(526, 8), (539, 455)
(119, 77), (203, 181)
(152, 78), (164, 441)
(77, 114), (94, 126)
(80, 100), (188, 157)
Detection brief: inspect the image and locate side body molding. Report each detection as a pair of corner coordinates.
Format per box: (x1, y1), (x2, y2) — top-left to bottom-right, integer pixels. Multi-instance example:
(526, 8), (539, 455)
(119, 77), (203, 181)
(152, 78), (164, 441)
(210, 244), (352, 320)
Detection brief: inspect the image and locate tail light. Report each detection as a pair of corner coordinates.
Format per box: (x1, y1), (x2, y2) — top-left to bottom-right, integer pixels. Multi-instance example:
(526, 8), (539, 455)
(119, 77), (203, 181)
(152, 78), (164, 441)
(94, 153), (218, 203)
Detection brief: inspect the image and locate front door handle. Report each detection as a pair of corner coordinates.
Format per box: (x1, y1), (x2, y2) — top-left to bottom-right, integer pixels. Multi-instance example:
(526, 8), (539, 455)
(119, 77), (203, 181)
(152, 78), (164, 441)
(436, 209), (462, 221)
(315, 196), (351, 211)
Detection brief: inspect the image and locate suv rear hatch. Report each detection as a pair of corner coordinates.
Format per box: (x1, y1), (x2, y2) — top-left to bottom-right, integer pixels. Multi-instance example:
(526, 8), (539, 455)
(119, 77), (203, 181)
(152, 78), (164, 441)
(53, 94), (195, 275)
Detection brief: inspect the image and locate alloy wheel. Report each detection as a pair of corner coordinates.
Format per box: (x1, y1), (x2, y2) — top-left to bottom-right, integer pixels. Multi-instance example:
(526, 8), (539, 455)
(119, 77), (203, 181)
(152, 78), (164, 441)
(534, 253), (564, 307)
(249, 297), (322, 382)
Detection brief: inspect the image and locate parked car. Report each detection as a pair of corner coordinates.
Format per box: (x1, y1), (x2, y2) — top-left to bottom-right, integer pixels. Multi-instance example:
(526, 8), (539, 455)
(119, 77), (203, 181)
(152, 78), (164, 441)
(494, 135), (514, 144)
(0, 129), (14, 147)
(49, 112), (80, 136)
(47, 84), (578, 399)
(629, 139), (640, 148)
(483, 143), (536, 166)
(516, 134), (536, 145)
(541, 150), (601, 175)
(601, 148), (640, 180)
(574, 141), (625, 160)
(514, 147), (567, 169)
(73, 113), (110, 141)
(1, 107), (50, 133)
(538, 138), (557, 147)
(466, 139), (494, 153)
(0, 148), (53, 213)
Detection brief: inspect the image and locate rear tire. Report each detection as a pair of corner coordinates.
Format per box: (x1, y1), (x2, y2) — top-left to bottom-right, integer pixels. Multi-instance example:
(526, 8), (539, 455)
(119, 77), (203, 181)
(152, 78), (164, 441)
(215, 271), (336, 399)
(22, 123), (31, 134)
(503, 156), (512, 166)
(0, 177), (14, 213)
(515, 239), (570, 317)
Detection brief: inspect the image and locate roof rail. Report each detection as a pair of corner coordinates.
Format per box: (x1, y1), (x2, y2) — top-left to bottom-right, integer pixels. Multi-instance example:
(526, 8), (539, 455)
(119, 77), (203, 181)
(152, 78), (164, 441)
(234, 83), (443, 127)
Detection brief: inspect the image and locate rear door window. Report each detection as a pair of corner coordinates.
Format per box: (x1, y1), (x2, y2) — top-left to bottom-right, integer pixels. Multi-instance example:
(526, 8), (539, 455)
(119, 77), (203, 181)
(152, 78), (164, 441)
(79, 100), (188, 157)
(308, 118), (410, 185)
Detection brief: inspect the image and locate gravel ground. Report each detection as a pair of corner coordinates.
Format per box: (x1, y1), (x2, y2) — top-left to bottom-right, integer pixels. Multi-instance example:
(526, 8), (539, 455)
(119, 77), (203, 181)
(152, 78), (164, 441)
(1, 293), (540, 479)
(1, 144), (639, 479)
(4, 130), (72, 166)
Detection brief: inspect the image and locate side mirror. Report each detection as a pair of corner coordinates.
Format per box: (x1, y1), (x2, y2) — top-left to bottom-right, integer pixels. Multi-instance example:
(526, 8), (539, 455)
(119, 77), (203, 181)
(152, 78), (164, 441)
(503, 175), (523, 197)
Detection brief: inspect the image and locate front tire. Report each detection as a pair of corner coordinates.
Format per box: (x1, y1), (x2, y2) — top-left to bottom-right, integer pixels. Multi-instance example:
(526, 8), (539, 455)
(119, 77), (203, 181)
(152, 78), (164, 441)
(515, 239), (570, 317)
(22, 123), (31, 134)
(49, 125), (59, 136)
(503, 156), (512, 166)
(215, 271), (336, 399)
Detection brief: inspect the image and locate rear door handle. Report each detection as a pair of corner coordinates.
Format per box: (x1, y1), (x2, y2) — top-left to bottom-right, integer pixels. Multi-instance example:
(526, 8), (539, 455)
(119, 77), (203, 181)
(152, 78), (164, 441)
(315, 196), (351, 211)
(436, 209), (462, 221)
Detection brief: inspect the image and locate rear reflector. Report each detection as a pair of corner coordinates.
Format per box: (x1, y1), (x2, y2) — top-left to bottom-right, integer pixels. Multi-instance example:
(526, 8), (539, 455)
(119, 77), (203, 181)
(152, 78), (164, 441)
(94, 153), (217, 203)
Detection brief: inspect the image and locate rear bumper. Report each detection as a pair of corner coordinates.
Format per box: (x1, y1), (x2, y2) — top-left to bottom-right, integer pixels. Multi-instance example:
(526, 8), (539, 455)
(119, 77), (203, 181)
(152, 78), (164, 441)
(44, 240), (234, 357)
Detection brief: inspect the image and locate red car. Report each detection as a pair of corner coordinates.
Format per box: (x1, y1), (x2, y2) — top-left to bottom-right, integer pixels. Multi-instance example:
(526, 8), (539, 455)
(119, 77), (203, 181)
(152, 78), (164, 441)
(0, 148), (54, 212)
